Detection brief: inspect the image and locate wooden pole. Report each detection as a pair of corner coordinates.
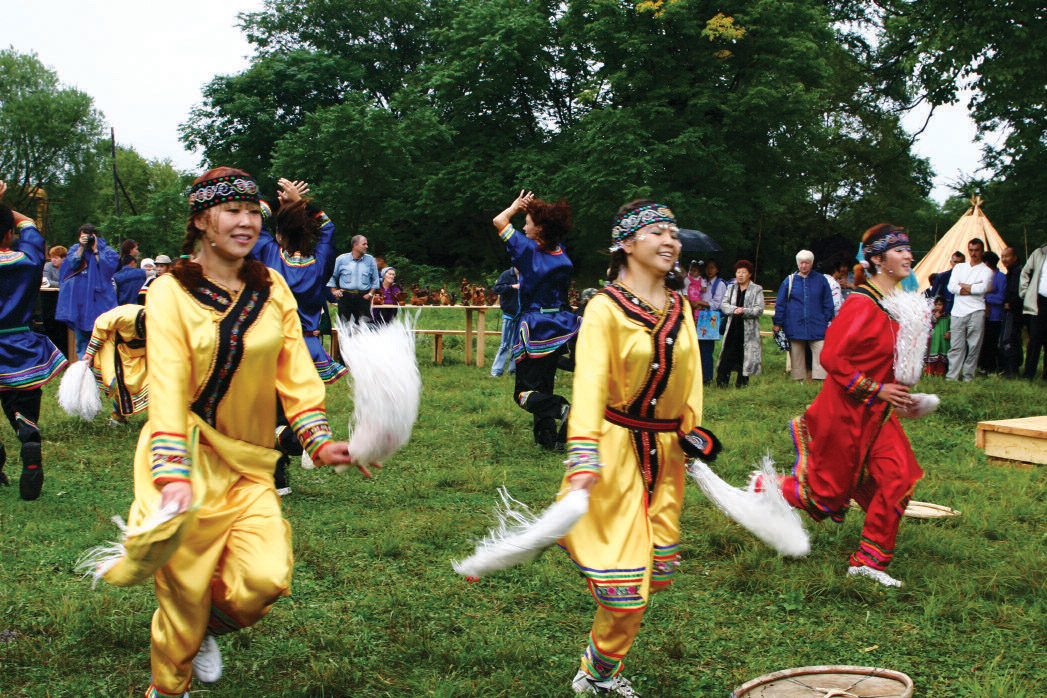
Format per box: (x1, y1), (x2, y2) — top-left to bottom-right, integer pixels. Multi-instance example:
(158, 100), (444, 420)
(754, 214), (763, 279)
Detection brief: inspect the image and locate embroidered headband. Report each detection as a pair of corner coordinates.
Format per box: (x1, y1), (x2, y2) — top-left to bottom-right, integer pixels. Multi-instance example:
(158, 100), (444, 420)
(863, 227), (909, 258)
(188, 175), (261, 214)
(610, 203), (677, 252)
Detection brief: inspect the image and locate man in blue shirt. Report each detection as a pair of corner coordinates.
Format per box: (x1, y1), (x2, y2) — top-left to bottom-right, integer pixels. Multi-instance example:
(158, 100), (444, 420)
(327, 234), (380, 323)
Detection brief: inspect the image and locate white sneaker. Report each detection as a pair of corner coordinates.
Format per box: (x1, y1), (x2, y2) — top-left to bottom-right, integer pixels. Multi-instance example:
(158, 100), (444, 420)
(572, 670), (640, 697)
(848, 565), (903, 588)
(192, 634), (223, 683)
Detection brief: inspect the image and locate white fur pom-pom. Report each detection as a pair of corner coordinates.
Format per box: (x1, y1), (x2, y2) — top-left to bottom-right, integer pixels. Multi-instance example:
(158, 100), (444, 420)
(299, 450), (315, 470)
(896, 392), (940, 419)
(452, 487), (590, 578)
(57, 359), (102, 421)
(334, 314), (421, 469)
(687, 456), (810, 557)
(880, 291), (932, 386)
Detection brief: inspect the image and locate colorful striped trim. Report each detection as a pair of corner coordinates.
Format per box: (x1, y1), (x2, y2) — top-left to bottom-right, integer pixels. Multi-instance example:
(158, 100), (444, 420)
(651, 543), (680, 586)
(589, 578), (646, 610)
(510, 319), (579, 361)
(83, 334), (104, 361)
(566, 437), (602, 478)
(280, 248), (317, 267)
(0, 348), (69, 390)
(497, 223), (516, 242)
(288, 408), (333, 459)
(789, 416), (848, 523)
(207, 604), (243, 636)
(145, 684), (184, 698)
(844, 371), (882, 405)
(315, 355), (348, 384)
(14, 412), (39, 433)
(150, 432), (190, 483)
(582, 633), (625, 680)
(849, 536), (894, 570)
(0, 250), (27, 265)
(15, 219), (36, 232)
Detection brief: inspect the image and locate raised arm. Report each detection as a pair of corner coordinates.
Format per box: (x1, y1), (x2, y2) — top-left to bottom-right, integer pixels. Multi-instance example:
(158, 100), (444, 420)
(492, 190), (533, 232)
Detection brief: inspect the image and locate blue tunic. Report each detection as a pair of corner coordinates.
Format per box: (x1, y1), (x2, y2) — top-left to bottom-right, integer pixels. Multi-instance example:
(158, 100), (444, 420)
(252, 209), (348, 384)
(56, 236), (119, 332)
(497, 223), (580, 361)
(0, 220), (69, 390)
(113, 266), (147, 305)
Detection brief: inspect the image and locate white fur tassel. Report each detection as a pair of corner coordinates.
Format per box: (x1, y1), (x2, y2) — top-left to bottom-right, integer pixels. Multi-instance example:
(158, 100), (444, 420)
(333, 314), (421, 473)
(896, 392), (940, 419)
(57, 359), (102, 421)
(687, 456), (810, 557)
(453, 487), (590, 578)
(880, 290), (932, 386)
(74, 503), (180, 588)
(299, 449), (315, 470)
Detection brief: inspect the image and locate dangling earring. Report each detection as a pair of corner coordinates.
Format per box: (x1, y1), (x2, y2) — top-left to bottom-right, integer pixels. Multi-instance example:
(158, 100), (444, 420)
(210, 241), (217, 247)
(887, 268), (894, 276)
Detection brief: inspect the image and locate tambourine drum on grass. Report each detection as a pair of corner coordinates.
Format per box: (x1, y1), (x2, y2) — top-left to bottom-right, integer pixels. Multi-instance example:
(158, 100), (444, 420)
(731, 665), (914, 698)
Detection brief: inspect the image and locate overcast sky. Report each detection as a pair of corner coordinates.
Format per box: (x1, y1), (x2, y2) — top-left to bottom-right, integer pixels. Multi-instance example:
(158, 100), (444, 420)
(4, 1), (986, 203)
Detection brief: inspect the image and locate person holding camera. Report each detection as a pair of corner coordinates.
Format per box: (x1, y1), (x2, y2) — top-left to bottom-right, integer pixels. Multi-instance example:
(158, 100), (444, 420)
(56, 223), (119, 356)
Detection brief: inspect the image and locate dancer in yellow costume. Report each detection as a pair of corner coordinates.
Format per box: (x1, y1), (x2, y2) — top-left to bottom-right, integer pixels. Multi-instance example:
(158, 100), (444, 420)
(562, 200), (710, 697)
(133, 167), (360, 698)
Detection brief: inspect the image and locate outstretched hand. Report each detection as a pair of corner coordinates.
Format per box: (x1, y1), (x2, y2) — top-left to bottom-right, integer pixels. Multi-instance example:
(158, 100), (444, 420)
(314, 440), (380, 478)
(511, 189), (534, 213)
(277, 178), (310, 205)
(876, 382), (913, 409)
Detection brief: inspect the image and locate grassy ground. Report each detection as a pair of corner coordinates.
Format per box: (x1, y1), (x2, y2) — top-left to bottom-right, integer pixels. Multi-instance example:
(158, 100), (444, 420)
(1, 311), (1045, 697)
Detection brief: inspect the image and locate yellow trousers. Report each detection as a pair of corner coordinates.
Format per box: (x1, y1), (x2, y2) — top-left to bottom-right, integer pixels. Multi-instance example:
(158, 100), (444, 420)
(147, 479), (291, 696)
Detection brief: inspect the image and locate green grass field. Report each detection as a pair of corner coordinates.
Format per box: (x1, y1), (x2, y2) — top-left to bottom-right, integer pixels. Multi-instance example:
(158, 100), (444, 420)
(1, 312), (1045, 697)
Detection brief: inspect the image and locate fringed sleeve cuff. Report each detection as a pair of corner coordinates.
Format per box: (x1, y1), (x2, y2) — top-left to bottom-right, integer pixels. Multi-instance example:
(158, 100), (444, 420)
(289, 408), (334, 459)
(844, 371), (882, 405)
(150, 432), (191, 484)
(565, 437), (603, 479)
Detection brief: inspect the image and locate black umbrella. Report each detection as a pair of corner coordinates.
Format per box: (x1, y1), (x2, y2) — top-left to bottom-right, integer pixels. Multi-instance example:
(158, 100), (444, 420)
(678, 228), (723, 253)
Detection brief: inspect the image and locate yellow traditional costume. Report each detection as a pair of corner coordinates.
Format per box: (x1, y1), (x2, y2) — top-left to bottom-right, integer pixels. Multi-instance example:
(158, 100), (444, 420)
(130, 270), (333, 698)
(83, 305), (148, 418)
(559, 281), (702, 683)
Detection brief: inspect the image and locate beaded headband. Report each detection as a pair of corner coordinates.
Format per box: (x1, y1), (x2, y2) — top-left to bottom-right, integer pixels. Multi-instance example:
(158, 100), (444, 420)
(188, 175), (261, 214)
(863, 227), (909, 258)
(610, 203), (677, 252)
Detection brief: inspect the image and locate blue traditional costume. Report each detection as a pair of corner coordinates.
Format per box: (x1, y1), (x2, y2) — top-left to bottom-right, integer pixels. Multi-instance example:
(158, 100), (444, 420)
(0, 216), (69, 498)
(56, 234), (119, 356)
(252, 204), (347, 385)
(497, 221), (580, 449)
(113, 265), (147, 305)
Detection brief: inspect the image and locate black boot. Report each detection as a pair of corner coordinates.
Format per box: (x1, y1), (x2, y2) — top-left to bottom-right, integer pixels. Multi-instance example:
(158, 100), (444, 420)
(19, 442), (42, 501)
(534, 417), (558, 451)
(555, 402), (571, 451)
(0, 442), (8, 487)
(274, 454), (291, 496)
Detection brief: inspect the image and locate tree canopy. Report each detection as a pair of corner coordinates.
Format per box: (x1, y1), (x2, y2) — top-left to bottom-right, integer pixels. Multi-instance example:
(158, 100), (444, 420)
(181, 0), (952, 281)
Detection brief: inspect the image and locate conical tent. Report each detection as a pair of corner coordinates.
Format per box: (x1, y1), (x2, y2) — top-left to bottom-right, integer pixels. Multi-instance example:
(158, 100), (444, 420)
(913, 196), (1007, 291)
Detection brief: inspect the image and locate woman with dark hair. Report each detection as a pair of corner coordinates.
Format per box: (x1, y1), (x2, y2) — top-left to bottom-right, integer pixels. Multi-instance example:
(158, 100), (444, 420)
(755, 224), (924, 588)
(0, 181), (69, 500)
(111, 167), (359, 697)
(251, 178), (347, 493)
(56, 222), (119, 356)
(492, 190), (580, 450)
(559, 199), (706, 696)
(715, 260), (764, 388)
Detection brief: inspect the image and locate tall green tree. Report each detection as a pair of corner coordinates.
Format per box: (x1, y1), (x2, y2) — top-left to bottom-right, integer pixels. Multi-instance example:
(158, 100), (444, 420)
(0, 49), (102, 220)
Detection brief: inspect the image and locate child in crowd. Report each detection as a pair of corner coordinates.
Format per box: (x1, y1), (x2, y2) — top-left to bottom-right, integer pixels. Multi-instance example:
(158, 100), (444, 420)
(925, 296), (950, 376)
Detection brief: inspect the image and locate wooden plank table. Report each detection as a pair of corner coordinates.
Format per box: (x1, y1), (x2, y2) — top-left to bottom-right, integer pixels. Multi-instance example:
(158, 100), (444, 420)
(366, 305), (500, 367)
(975, 416), (1047, 467)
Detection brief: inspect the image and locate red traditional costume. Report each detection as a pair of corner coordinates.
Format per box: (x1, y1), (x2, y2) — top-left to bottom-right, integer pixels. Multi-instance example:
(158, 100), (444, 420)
(779, 282), (923, 571)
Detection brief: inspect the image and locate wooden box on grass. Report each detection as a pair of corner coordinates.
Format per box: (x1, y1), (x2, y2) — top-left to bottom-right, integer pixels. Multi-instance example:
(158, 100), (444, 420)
(975, 416), (1047, 467)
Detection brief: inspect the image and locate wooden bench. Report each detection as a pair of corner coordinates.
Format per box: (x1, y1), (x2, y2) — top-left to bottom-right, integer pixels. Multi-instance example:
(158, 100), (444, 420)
(415, 329), (500, 364)
(975, 416), (1047, 467)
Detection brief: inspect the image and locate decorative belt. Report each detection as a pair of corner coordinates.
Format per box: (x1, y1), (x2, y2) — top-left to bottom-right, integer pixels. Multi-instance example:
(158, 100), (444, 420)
(538, 306), (564, 314)
(303, 329), (322, 337)
(604, 406), (680, 432)
(341, 289), (368, 295)
(0, 326), (30, 336)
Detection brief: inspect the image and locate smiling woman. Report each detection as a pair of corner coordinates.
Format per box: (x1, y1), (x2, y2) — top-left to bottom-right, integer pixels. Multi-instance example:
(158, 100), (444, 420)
(101, 166), (364, 698)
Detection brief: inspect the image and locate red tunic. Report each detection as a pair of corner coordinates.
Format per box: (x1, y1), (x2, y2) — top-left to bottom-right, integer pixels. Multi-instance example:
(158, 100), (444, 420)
(785, 283), (923, 569)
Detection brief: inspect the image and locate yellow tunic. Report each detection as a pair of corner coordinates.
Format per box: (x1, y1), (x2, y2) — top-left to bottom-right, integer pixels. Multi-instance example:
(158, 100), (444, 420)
(559, 283), (702, 611)
(126, 270), (333, 697)
(85, 305), (148, 416)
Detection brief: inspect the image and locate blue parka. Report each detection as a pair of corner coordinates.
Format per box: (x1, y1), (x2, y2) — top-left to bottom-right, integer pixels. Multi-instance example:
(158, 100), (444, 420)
(772, 271), (835, 341)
